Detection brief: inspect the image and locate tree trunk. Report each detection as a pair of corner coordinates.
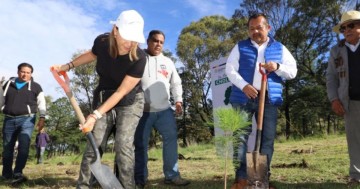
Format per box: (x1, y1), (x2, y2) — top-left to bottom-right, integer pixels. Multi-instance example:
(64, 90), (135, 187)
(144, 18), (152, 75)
(182, 101), (188, 147)
(302, 115), (307, 135)
(284, 83), (291, 139)
(327, 114), (331, 134)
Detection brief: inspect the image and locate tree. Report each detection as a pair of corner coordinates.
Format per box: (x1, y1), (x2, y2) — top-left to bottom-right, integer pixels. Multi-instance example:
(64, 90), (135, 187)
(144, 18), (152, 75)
(214, 107), (249, 189)
(176, 16), (246, 145)
(70, 50), (98, 113)
(46, 97), (84, 157)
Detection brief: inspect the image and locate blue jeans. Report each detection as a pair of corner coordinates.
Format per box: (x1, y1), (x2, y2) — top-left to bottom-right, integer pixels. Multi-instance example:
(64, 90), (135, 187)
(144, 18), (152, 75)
(2, 115), (36, 178)
(232, 98), (278, 180)
(134, 107), (180, 185)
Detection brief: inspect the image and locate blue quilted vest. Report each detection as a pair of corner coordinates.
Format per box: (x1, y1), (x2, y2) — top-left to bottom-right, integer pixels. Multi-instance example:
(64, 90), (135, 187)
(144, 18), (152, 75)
(229, 37), (284, 106)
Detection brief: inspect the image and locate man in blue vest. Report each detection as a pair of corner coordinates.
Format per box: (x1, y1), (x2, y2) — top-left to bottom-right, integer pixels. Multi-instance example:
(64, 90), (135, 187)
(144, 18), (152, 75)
(226, 13), (297, 189)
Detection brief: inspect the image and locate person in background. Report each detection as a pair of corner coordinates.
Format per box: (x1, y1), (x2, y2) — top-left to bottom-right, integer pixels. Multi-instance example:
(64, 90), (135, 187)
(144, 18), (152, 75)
(35, 128), (50, 164)
(134, 30), (190, 188)
(225, 13), (297, 189)
(326, 10), (360, 186)
(1, 63), (46, 184)
(51, 9), (146, 189)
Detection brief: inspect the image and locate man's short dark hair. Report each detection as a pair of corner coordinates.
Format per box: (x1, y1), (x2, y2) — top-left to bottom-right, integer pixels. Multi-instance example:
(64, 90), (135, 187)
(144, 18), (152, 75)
(147, 30), (165, 42)
(18, 62), (33, 73)
(247, 13), (268, 27)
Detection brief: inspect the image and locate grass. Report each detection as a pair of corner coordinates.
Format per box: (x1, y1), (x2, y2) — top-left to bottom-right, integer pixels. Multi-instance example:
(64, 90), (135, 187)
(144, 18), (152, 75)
(1, 134), (360, 188)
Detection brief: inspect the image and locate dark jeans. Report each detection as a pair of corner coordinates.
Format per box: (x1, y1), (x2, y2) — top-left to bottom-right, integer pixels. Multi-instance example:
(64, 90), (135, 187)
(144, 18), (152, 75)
(134, 108), (180, 185)
(2, 114), (36, 178)
(231, 98), (278, 180)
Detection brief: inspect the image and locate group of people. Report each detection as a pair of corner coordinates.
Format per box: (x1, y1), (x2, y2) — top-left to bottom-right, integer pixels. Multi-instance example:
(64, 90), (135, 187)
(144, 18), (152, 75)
(226, 10), (360, 189)
(1, 10), (189, 188)
(0, 8), (359, 189)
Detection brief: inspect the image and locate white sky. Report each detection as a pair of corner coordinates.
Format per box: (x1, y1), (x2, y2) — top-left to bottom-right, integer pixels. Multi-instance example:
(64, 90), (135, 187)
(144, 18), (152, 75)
(0, 0), (240, 99)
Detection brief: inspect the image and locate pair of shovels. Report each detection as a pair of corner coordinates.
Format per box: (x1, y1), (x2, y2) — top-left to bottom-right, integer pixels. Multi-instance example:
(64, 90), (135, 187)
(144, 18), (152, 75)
(51, 69), (122, 189)
(246, 63), (269, 188)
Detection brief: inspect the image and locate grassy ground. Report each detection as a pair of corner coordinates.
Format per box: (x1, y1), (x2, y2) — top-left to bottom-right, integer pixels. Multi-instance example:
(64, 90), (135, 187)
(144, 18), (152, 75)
(0, 134), (359, 189)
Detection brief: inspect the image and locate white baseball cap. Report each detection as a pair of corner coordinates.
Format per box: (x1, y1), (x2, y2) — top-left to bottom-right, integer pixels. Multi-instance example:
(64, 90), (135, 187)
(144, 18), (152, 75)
(110, 10), (145, 43)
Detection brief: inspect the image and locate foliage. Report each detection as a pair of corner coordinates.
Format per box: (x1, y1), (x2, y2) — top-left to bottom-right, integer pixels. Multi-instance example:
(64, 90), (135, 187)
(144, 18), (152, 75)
(45, 97), (85, 157)
(213, 107), (250, 189)
(176, 15), (248, 146)
(70, 50), (98, 114)
(42, 50), (97, 157)
(0, 135), (356, 189)
(214, 108), (249, 133)
(178, 121), (213, 146)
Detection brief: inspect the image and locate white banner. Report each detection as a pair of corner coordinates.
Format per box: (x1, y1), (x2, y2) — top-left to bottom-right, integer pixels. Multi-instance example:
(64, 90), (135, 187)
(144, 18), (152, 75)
(210, 57), (256, 157)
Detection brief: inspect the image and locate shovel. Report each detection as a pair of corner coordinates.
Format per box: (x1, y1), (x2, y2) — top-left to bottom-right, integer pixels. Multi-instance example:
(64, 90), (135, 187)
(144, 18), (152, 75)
(51, 69), (122, 189)
(246, 63), (269, 188)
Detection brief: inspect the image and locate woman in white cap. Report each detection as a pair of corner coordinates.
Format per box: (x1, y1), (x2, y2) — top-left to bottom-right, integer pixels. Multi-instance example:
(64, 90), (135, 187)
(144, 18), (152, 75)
(51, 10), (146, 189)
(327, 10), (360, 186)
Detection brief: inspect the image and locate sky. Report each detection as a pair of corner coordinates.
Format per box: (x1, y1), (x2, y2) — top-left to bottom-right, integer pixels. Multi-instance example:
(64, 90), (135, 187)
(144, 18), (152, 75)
(0, 0), (240, 99)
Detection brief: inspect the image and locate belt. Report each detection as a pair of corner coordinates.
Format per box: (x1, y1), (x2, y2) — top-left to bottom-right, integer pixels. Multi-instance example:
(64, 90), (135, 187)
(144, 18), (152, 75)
(5, 114), (35, 118)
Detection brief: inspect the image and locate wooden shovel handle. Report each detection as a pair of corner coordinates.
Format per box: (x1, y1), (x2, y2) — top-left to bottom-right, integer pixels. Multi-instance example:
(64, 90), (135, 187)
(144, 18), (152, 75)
(50, 69), (86, 125)
(254, 63), (269, 153)
(257, 63), (269, 131)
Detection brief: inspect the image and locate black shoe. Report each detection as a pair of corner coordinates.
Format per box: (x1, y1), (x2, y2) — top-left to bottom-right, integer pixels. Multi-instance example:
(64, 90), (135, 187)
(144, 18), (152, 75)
(11, 173), (28, 185)
(164, 176), (190, 186)
(0, 175), (12, 183)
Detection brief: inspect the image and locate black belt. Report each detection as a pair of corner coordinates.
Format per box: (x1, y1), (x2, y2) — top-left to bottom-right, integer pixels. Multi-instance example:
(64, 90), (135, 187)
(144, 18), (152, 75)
(5, 114), (35, 118)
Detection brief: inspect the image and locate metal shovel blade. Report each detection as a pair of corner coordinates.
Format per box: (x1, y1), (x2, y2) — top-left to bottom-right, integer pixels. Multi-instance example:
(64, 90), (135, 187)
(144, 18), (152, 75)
(90, 160), (122, 189)
(87, 133), (123, 189)
(246, 151), (268, 188)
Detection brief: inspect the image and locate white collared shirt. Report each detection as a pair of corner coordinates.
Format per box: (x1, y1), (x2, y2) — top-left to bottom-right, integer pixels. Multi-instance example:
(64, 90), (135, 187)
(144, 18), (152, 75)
(345, 39), (360, 52)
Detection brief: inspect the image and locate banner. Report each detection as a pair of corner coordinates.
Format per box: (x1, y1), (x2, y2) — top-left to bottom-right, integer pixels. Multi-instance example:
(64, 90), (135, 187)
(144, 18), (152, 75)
(210, 57), (256, 157)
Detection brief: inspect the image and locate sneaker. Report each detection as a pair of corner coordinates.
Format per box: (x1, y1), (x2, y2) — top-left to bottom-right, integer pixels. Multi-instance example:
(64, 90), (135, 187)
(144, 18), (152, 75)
(11, 173), (28, 184)
(164, 176), (190, 186)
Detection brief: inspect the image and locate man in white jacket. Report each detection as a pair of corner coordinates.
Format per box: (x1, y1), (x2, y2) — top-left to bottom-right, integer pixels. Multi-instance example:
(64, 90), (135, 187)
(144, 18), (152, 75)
(134, 30), (190, 188)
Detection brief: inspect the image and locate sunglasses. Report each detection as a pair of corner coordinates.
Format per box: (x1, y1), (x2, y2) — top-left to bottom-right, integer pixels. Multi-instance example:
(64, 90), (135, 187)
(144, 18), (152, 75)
(339, 22), (359, 33)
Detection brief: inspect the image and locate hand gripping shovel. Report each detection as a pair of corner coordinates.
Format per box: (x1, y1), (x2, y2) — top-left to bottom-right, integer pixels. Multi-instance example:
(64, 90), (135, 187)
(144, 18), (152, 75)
(51, 69), (122, 189)
(246, 64), (269, 188)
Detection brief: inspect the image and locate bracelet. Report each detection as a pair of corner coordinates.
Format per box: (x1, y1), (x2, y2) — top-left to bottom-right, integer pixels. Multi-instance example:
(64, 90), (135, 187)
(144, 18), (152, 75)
(93, 110), (103, 119)
(70, 61), (75, 69)
(88, 114), (97, 120)
(276, 63), (280, 70)
(67, 63), (71, 71)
